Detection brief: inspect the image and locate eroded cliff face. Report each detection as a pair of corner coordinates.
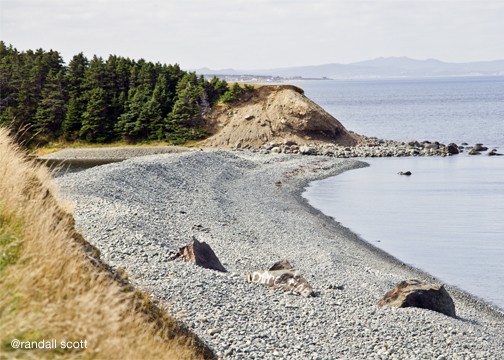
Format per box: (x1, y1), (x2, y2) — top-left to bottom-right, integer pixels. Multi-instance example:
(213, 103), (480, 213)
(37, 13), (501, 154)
(202, 85), (361, 148)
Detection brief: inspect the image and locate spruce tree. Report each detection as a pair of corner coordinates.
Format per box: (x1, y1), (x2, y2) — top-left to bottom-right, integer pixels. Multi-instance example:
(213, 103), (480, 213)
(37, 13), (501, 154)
(84, 55), (107, 90)
(0, 42), (18, 126)
(63, 96), (83, 139)
(62, 53), (89, 139)
(116, 86), (150, 141)
(206, 76), (229, 104)
(148, 74), (170, 139)
(167, 74), (201, 125)
(80, 87), (108, 142)
(142, 92), (163, 141)
(34, 70), (67, 138)
(165, 73), (206, 143)
(82, 55), (117, 140)
(110, 56), (133, 123)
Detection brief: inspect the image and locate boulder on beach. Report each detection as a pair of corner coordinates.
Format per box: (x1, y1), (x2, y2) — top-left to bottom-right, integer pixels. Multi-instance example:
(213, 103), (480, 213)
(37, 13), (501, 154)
(202, 85), (361, 149)
(378, 279), (456, 317)
(169, 237), (227, 272)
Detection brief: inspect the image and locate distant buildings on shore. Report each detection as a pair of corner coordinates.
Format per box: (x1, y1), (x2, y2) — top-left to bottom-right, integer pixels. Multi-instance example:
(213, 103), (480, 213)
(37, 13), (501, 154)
(200, 74), (331, 82)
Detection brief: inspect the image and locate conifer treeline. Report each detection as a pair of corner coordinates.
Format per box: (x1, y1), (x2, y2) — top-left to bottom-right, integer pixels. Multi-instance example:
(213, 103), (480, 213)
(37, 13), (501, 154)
(0, 42), (230, 145)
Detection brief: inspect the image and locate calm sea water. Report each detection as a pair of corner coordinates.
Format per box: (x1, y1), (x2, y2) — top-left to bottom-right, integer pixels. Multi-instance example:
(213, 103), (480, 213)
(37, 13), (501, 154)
(299, 77), (504, 310)
(297, 77), (504, 147)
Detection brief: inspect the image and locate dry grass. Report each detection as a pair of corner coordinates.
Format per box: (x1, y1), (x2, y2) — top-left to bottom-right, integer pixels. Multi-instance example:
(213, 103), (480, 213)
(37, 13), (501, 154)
(33, 139), (172, 156)
(0, 129), (213, 360)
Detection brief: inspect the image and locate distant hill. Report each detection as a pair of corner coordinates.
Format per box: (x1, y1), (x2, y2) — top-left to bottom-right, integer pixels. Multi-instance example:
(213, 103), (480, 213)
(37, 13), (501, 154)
(196, 57), (504, 79)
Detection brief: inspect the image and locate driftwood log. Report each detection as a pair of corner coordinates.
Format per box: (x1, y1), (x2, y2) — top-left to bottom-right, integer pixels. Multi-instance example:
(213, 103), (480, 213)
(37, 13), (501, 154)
(246, 260), (314, 297)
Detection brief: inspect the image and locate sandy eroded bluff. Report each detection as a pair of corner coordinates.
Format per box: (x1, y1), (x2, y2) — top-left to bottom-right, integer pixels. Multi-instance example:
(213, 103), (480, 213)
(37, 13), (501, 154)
(202, 85), (361, 148)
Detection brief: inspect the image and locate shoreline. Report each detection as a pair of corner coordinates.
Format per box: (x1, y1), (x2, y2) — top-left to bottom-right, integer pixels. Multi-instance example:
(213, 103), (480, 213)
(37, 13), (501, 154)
(293, 163), (504, 318)
(56, 150), (504, 359)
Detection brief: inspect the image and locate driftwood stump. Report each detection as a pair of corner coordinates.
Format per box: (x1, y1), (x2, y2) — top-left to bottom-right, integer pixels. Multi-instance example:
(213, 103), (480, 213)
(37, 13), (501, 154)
(378, 279), (456, 317)
(170, 237), (227, 272)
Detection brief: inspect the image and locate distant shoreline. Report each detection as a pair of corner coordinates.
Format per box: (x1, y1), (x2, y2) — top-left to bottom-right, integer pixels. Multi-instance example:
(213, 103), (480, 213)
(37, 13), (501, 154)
(200, 73), (504, 83)
(195, 57), (504, 81)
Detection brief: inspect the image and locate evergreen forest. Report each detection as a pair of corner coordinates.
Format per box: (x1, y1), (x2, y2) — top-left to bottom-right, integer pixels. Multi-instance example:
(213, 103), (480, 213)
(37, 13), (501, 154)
(0, 42), (233, 145)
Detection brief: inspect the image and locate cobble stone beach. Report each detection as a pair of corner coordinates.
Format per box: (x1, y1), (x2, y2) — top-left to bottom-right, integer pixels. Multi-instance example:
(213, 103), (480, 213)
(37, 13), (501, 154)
(57, 150), (504, 359)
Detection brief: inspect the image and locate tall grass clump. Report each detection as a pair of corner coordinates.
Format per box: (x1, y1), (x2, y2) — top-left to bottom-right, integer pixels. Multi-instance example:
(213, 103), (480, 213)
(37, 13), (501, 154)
(0, 128), (213, 359)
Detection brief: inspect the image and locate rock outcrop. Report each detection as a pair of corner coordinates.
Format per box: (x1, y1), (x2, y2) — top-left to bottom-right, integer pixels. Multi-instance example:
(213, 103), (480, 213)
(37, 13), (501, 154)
(378, 280), (456, 317)
(202, 85), (361, 148)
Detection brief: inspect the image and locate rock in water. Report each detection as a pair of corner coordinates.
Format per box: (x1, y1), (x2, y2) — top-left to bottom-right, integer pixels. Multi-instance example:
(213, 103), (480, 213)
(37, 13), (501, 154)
(488, 149), (503, 156)
(473, 144), (488, 152)
(170, 237), (227, 272)
(378, 280), (456, 317)
(446, 143), (460, 155)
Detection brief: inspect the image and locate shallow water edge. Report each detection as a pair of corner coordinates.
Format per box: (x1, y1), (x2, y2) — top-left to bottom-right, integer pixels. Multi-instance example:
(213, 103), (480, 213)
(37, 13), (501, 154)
(302, 155), (504, 312)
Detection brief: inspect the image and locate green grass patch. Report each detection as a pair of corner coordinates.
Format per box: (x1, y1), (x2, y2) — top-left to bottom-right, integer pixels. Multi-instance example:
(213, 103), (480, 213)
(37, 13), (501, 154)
(1, 329), (44, 352)
(0, 214), (22, 272)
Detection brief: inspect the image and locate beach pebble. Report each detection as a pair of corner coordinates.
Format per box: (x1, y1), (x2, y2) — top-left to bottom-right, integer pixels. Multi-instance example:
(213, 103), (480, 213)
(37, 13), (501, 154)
(208, 328), (222, 336)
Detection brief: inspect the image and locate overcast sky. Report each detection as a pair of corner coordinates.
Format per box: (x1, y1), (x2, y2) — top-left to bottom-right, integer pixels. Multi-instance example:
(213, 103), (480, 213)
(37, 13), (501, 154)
(1, 0), (503, 70)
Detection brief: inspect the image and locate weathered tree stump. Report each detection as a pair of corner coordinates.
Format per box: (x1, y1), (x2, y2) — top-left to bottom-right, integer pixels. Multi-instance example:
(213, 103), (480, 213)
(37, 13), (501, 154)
(378, 279), (456, 317)
(170, 237), (227, 272)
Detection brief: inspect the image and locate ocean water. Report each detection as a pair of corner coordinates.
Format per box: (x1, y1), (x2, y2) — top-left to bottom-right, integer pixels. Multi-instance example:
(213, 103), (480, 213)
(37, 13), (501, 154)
(299, 77), (504, 310)
(297, 77), (504, 147)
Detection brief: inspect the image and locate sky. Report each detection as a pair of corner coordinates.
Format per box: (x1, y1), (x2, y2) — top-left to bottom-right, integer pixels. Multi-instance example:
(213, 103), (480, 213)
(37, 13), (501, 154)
(1, 0), (503, 70)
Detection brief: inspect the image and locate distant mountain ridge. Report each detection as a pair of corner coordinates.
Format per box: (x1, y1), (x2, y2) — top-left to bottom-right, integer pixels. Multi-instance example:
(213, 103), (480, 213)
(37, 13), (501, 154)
(196, 57), (504, 79)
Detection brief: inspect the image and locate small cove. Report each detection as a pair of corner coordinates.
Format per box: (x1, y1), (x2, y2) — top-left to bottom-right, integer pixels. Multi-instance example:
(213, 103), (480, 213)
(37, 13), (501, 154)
(303, 155), (504, 309)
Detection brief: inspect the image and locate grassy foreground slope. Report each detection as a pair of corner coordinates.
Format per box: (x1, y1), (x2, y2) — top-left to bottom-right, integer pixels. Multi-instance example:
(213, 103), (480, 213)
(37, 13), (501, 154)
(0, 129), (212, 359)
